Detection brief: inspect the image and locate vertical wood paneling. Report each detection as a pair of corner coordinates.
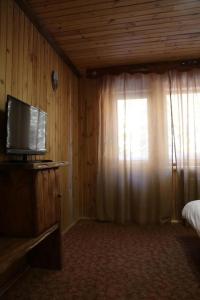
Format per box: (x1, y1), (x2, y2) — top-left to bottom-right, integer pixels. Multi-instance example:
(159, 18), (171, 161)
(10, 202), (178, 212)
(5, 0), (13, 96)
(0, 1), (7, 160)
(0, 0), (79, 231)
(72, 76), (79, 220)
(79, 78), (99, 218)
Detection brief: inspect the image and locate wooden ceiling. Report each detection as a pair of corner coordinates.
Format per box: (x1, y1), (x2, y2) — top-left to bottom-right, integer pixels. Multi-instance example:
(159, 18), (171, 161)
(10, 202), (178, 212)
(25, 0), (200, 73)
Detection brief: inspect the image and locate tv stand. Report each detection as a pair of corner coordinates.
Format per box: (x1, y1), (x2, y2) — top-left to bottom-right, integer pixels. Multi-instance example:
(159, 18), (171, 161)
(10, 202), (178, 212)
(10, 154), (53, 163)
(0, 161), (68, 235)
(9, 159), (53, 163)
(1, 160), (68, 170)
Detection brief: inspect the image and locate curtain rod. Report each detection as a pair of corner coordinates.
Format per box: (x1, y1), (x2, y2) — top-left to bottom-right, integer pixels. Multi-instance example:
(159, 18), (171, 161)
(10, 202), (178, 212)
(86, 58), (200, 79)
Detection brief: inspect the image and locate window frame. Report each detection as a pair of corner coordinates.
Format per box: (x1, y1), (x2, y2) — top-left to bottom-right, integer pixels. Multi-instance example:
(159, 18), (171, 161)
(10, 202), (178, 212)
(116, 93), (149, 162)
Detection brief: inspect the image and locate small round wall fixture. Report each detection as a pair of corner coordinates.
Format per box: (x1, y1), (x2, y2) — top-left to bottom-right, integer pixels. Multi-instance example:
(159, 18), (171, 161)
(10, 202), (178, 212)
(51, 70), (58, 91)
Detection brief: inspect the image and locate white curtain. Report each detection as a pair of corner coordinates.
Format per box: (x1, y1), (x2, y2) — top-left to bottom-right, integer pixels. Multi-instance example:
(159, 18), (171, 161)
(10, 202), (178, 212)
(168, 70), (200, 214)
(96, 70), (200, 224)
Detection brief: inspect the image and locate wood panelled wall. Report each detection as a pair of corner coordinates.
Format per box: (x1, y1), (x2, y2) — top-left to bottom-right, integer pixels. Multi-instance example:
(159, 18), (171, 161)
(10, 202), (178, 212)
(79, 78), (99, 218)
(0, 0), (79, 230)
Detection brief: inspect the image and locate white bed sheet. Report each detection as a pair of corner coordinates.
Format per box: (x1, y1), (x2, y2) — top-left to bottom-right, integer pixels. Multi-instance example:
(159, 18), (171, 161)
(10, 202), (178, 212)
(182, 200), (200, 236)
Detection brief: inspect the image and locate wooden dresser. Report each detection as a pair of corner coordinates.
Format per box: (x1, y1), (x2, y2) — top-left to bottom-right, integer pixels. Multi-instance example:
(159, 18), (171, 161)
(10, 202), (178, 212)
(0, 161), (68, 295)
(0, 161), (67, 237)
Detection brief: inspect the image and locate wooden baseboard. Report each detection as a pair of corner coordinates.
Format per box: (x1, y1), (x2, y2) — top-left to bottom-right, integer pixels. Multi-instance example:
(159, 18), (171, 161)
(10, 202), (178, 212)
(61, 219), (80, 236)
(61, 217), (95, 236)
(78, 217), (95, 220)
(171, 219), (182, 224)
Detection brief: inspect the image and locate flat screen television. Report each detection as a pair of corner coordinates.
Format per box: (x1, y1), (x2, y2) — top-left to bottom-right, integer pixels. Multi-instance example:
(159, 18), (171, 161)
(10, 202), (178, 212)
(6, 95), (47, 156)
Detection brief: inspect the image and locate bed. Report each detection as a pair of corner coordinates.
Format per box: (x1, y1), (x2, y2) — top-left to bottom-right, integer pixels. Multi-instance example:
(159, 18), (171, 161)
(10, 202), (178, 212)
(182, 200), (200, 236)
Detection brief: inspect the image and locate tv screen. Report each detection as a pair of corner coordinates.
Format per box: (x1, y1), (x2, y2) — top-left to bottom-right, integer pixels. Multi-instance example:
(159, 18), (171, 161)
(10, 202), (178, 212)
(6, 95), (47, 155)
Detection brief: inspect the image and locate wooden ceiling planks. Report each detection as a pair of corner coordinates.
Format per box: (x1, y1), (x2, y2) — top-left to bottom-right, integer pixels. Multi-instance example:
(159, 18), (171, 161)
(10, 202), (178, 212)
(25, 0), (200, 72)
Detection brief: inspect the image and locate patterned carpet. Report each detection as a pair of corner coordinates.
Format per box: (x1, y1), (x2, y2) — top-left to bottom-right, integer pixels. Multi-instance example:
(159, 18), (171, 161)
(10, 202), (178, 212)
(3, 221), (200, 300)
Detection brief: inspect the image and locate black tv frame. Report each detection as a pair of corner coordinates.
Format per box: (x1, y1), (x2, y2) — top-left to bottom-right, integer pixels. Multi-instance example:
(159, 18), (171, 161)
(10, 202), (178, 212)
(6, 95), (47, 159)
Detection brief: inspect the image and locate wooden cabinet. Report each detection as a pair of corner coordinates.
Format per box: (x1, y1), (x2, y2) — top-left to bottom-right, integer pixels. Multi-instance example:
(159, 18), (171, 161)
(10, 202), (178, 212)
(0, 161), (67, 237)
(34, 169), (60, 235)
(0, 161), (68, 295)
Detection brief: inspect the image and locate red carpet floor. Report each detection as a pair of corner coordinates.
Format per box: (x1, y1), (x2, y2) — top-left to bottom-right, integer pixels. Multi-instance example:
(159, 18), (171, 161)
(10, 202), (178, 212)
(3, 221), (200, 300)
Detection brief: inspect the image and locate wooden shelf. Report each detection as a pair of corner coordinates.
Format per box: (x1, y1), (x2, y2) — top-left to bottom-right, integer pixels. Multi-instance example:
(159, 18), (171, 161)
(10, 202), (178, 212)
(0, 162), (64, 296)
(0, 224), (59, 274)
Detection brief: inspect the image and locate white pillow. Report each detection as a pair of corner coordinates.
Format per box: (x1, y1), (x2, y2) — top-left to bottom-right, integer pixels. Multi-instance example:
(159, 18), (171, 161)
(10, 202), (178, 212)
(182, 200), (200, 236)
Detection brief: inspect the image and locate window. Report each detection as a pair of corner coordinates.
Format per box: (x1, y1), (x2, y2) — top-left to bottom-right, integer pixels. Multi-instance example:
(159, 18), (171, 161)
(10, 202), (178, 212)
(117, 98), (148, 160)
(167, 93), (200, 161)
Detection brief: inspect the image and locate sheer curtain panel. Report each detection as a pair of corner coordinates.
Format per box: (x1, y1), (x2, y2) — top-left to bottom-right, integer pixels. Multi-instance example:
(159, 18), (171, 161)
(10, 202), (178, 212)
(96, 70), (200, 224)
